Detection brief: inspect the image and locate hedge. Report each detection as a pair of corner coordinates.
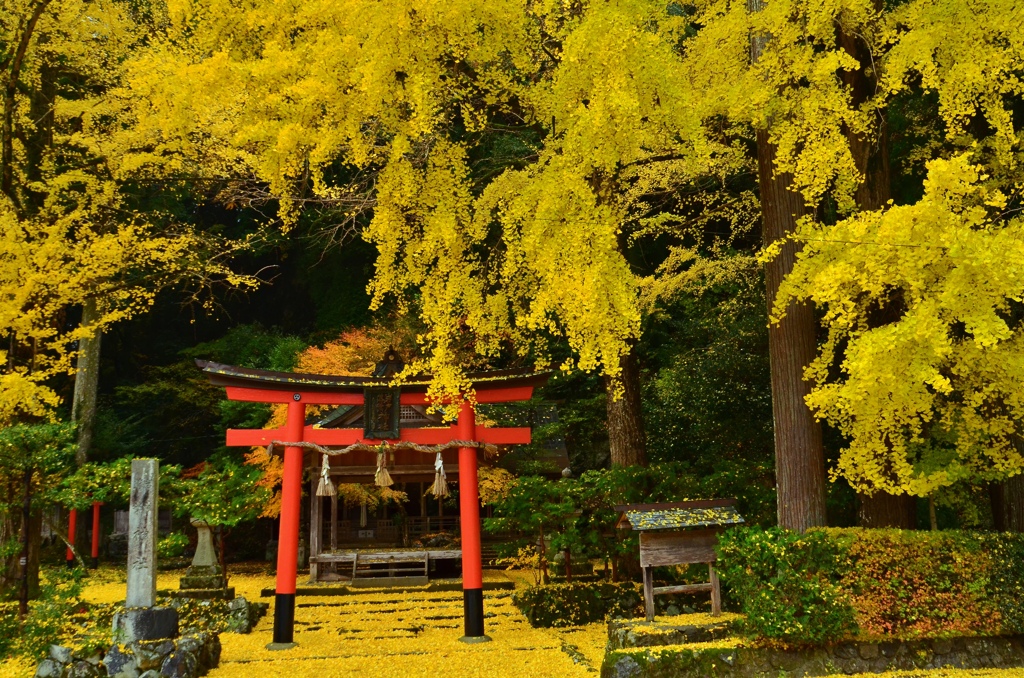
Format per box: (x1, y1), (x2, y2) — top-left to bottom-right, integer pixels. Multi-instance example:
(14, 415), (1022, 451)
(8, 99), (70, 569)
(512, 582), (645, 627)
(715, 527), (1024, 646)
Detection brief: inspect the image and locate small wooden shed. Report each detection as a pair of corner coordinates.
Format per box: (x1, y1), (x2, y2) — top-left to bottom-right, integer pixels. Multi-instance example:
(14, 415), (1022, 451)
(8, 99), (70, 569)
(616, 499), (744, 621)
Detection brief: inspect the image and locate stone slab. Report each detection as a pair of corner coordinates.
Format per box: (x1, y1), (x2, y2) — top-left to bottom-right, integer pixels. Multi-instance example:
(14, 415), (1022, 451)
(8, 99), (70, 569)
(169, 587), (236, 601)
(113, 607), (179, 644)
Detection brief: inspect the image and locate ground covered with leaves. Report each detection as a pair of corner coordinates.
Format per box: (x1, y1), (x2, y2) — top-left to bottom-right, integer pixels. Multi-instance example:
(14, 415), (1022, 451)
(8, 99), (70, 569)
(5, 566), (1024, 677)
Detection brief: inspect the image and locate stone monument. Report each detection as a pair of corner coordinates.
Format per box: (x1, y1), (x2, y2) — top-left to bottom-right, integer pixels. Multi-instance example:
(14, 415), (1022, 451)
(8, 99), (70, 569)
(173, 519), (234, 600)
(112, 459), (179, 644)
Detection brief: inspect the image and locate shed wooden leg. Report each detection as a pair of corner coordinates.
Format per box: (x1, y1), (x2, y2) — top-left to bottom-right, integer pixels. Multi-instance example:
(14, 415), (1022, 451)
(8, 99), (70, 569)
(709, 564), (722, 617)
(351, 552), (358, 582)
(643, 566), (655, 622)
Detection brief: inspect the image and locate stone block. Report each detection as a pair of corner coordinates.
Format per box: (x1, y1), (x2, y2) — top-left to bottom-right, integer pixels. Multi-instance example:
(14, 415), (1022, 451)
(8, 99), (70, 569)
(33, 659), (62, 678)
(113, 607), (179, 644)
(67, 660), (102, 678)
(160, 650), (197, 678)
(858, 643), (879, 660)
(48, 645), (73, 664)
(170, 587), (235, 601)
(104, 645), (138, 678)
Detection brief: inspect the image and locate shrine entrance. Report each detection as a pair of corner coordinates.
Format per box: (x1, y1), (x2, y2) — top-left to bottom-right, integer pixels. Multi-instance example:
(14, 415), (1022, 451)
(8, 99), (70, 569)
(197, 353), (548, 648)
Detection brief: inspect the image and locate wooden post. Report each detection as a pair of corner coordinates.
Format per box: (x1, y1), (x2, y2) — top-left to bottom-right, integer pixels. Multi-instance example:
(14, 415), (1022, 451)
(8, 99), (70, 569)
(709, 564), (722, 617)
(308, 476), (321, 583)
(270, 399), (305, 649)
(643, 566), (655, 622)
(330, 494), (338, 551)
(457, 400), (488, 641)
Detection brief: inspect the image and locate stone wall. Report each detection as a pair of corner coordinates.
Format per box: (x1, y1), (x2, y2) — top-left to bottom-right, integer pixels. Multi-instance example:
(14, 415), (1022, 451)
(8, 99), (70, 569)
(603, 635), (1024, 678)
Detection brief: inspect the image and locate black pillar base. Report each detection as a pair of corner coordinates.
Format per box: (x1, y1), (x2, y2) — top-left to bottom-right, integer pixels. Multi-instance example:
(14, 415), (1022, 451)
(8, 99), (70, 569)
(90, 556), (99, 569)
(460, 588), (490, 642)
(268, 593), (296, 649)
(65, 558), (75, 568)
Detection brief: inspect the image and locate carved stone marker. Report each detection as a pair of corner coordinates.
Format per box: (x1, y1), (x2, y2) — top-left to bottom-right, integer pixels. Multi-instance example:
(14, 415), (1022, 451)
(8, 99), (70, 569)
(127, 459), (158, 608)
(174, 518), (234, 600)
(113, 459), (178, 643)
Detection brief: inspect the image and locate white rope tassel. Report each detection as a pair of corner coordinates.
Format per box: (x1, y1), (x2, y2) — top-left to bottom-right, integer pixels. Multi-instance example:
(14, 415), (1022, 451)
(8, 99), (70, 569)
(316, 454), (335, 497)
(375, 448), (394, 487)
(428, 452), (448, 498)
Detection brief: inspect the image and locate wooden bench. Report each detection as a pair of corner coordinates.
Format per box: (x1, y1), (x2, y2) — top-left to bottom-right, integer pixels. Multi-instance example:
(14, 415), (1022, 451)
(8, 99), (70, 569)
(309, 549), (462, 585)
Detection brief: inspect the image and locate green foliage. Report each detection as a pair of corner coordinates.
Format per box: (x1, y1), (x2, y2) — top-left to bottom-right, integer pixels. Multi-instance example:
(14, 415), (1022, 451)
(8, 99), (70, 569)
(643, 268), (776, 526)
(164, 453), (269, 527)
(715, 527), (855, 646)
(486, 463), (716, 574)
(55, 457), (182, 511)
(716, 527), (1024, 646)
(0, 422), (76, 514)
(158, 532), (190, 559)
(512, 582), (644, 628)
(0, 567), (91, 662)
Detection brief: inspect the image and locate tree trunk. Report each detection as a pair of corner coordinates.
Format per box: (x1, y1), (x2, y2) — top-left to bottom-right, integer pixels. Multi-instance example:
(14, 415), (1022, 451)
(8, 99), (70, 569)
(604, 344), (647, 467)
(72, 297), (102, 467)
(748, 0), (828, 532)
(857, 492), (916, 529)
(994, 474), (1024, 532)
(754, 133), (828, 531)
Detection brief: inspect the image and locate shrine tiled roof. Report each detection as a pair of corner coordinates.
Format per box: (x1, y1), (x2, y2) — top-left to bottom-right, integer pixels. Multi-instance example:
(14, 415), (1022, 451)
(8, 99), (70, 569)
(617, 501), (744, 531)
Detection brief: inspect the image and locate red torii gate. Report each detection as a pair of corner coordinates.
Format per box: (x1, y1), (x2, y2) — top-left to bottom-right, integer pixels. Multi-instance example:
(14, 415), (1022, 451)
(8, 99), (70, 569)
(197, 359), (548, 647)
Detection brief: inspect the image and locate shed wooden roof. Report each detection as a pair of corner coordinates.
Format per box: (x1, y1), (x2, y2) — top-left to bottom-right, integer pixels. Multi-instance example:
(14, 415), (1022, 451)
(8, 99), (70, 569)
(615, 499), (744, 531)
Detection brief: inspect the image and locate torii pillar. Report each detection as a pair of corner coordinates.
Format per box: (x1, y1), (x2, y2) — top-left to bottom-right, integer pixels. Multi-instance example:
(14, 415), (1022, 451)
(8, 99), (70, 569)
(457, 400), (487, 641)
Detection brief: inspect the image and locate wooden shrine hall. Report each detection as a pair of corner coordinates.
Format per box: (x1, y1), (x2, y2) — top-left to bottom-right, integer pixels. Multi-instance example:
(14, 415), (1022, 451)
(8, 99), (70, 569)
(198, 351), (549, 647)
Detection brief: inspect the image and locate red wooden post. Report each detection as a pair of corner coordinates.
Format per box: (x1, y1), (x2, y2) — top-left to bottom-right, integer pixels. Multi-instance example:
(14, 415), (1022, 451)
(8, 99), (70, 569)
(90, 502), (101, 568)
(457, 400), (489, 641)
(66, 508), (77, 567)
(270, 398), (305, 649)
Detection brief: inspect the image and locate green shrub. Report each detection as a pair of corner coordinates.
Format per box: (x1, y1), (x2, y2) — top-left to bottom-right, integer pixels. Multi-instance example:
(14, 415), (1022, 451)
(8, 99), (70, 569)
(715, 527), (855, 646)
(512, 582), (644, 627)
(715, 527), (1024, 646)
(158, 532), (189, 559)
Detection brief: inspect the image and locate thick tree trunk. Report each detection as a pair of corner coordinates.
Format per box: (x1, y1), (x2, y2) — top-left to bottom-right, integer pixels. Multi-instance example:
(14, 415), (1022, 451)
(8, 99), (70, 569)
(604, 344), (647, 467)
(857, 492), (916, 529)
(756, 133), (828, 531)
(72, 298), (102, 466)
(993, 474), (1024, 532)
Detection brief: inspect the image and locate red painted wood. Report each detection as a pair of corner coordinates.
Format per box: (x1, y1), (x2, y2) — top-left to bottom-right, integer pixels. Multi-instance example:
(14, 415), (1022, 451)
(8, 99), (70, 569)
(476, 427), (531, 445)
(276, 401), (305, 596)
(457, 402), (483, 591)
(473, 385), (535, 403)
(66, 509), (77, 563)
(227, 425), (529, 448)
(91, 502), (101, 559)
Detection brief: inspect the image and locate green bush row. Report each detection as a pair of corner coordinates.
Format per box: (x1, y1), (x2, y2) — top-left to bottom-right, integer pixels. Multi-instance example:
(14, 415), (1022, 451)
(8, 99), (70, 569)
(512, 582), (645, 627)
(715, 527), (1024, 646)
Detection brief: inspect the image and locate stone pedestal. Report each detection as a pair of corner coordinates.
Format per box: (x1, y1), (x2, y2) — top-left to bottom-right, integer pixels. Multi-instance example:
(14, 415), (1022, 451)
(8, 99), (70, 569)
(173, 519), (235, 600)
